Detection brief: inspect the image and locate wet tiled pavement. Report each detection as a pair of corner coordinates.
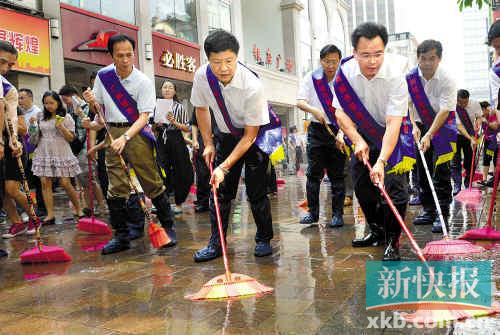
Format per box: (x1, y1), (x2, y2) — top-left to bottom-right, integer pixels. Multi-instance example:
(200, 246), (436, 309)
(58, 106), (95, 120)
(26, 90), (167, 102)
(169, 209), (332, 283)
(0, 175), (498, 334)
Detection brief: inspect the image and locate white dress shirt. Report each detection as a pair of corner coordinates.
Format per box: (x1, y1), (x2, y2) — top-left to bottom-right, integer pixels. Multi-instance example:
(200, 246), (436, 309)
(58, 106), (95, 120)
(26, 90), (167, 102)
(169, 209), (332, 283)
(190, 63), (269, 134)
(297, 70), (335, 124)
(410, 65), (456, 123)
(456, 99), (481, 128)
(0, 75), (18, 131)
(332, 53), (408, 126)
(93, 65), (156, 123)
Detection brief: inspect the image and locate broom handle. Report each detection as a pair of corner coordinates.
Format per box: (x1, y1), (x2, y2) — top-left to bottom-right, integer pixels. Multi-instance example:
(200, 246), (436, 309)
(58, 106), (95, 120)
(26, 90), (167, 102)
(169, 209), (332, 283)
(93, 104), (154, 225)
(486, 147), (500, 229)
(468, 131), (479, 190)
(4, 118), (42, 247)
(364, 160), (427, 263)
(209, 163), (232, 280)
(416, 145), (449, 238)
(86, 129), (95, 219)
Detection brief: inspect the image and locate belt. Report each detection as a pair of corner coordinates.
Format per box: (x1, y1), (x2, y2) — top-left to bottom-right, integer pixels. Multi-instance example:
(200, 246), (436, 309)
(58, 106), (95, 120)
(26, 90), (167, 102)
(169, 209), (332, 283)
(108, 122), (130, 128)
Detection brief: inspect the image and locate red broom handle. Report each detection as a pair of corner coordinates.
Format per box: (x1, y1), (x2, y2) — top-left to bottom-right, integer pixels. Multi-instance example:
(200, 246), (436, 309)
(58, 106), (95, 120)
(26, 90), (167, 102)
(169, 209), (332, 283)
(486, 148), (500, 229)
(209, 163), (232, 280)
(468, 132), (479, 190)
(86, 129), (95, 219)
(364, 160), (427, 263)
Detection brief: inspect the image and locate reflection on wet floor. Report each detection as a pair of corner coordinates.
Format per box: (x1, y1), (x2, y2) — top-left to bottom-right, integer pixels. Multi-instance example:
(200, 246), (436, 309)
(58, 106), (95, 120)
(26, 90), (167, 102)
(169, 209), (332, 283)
(0, 175), (498, 334)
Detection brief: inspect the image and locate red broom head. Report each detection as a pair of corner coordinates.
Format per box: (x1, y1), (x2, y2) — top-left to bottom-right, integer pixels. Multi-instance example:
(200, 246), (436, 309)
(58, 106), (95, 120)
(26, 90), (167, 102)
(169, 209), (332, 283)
(77, 217), (112, 235)
(20, 245), (72, 264)
(422, 239), (484, 260)
(185, 272), (274, 301)
(460, 227), (500, 241)
(148, 223), (170, 249)
(454, 189), (482, 205)
(400, 305), (498, 325)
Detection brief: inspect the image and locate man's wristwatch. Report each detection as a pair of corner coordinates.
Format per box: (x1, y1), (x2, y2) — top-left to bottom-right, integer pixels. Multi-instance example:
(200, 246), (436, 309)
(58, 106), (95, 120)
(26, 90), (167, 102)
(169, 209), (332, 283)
(377, 157), (388, 167)
(123, 133), (131, 142)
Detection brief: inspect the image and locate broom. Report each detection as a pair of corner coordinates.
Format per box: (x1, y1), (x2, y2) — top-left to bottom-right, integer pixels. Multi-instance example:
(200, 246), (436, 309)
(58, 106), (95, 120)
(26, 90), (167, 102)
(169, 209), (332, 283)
(93, 104), (170, 249)
(460, 147), (500, 240)
(184, 163), (273, 301)
(455, 131), (482, 205)
(364, 161), (427, 263)
(414, 143), (484, 259)
(77, 128), (112, 235)
(2, 118), (72, 264)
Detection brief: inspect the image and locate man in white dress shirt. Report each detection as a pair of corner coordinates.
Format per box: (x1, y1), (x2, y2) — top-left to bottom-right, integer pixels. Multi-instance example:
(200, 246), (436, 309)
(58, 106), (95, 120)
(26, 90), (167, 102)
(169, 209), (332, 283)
(333, 22), (413, 261)
(83, 34), (175, 255)
(451, 89), (481, 194)
(408, 40), (456, 234)
(296, 44), (346, 228)
(190, 29), (274, 262)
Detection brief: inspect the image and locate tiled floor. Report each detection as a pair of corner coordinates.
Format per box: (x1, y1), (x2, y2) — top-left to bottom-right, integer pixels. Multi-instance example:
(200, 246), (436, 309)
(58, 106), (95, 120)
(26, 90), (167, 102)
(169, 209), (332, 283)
(0, 175), (498, 334)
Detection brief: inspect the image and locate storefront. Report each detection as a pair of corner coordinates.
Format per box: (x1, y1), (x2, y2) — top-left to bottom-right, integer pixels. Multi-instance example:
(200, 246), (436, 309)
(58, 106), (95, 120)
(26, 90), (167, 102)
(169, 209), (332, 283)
(152, 32), (200, 112)
(0, 6), (50, 105)
(60, 3), (139, 92)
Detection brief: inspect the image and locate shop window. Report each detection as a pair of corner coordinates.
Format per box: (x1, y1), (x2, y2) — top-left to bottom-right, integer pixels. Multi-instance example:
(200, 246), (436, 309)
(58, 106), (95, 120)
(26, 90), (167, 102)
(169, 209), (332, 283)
(62, 0), (135, 24)
(207, 0), (231, 32)
(150, 0), (198, 43)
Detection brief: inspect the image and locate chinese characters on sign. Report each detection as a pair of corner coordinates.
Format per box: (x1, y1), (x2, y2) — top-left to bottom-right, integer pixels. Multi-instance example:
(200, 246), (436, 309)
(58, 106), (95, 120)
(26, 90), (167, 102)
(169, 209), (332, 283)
(0, 29), (40, 55)
(160, 50), (196, 73)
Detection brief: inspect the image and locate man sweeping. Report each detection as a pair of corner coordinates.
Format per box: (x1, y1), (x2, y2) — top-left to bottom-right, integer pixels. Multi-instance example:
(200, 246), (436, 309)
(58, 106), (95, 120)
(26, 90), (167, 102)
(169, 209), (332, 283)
(407, 40), (457, 234)
(82, 34), (175, 255)
(296, 44), (346, 228)
(333, 22), (415, 261)
(190, 29), (278, 262)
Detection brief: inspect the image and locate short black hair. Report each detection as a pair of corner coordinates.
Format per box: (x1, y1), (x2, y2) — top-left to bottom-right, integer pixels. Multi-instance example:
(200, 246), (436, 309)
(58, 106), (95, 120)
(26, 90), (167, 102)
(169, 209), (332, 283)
(0, 40), (18, 57)
(107, 34), (135, 55)
(488, 20), (500, 45)
(320, 44), (342, 60)
(19, 88), (33, 98)
(457, 89), (470, 99)
(480, 101), (490, 109)
(417, 39), (443, 58)
(59, 85), (79, 96)
(351, 22), (388, 49)
(204, 29), (239, 58)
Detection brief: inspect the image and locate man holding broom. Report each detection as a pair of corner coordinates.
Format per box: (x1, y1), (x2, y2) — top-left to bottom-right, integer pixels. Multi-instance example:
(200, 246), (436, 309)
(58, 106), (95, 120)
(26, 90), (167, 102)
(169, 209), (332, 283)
(82, 34), (175, 255)
(190, 29), (276, 262)
(333, 22), (415, 261)
(407, 40), (457, 234)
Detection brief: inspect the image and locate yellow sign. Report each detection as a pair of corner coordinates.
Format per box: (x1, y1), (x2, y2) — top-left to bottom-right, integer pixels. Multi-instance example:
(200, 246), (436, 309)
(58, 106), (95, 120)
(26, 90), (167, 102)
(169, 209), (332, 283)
(0, 8), (50, 75)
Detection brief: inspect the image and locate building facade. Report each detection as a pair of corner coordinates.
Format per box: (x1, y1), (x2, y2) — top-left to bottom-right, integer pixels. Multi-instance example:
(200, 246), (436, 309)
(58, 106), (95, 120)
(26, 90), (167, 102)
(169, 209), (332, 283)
(347, 0), (395, 35)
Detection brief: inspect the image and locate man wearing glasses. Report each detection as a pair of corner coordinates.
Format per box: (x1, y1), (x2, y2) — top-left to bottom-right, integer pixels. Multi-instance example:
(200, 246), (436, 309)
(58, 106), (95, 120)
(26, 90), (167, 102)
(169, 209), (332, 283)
(296, 44), (346, 228)
(333, 23), (414, 261)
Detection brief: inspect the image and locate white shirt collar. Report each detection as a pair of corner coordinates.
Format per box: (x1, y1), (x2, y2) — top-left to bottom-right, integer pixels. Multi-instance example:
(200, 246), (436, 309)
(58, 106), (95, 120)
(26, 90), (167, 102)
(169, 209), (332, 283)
(353, 57), (388, 81)
(417, 65), (441, 82)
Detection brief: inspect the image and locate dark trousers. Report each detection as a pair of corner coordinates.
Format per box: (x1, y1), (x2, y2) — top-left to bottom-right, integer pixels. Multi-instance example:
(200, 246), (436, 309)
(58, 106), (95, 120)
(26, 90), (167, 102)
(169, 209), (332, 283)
(451, 134), (473, 189)
(306, 122), (346, 218)
(26, 157), (46, 213)
(415, 123), (452, 216)
(194, 135), (210, 207)
(97, 148), (108, 198)
(351, 142), (408, 238)
(208, 134), (273, 247)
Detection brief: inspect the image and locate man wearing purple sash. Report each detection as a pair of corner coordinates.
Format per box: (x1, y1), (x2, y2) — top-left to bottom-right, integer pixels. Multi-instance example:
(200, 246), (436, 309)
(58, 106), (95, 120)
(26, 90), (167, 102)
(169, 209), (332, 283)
(333, 23), (413, 261)
(83, 34), (175, 255)
(451, 89), (481, 195)
(407, 40), (457, 233)
(296, 44), (346, 228)
(488, 21), (500, 108)
(190, 30), (274, 262)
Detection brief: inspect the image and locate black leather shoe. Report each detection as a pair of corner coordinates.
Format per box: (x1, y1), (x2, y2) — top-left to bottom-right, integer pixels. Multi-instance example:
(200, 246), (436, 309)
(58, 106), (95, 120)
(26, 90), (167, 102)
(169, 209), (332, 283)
(254, 241), (272, 257)
(329, 215), (344, 228)
(128, 230), (144, 241)
(413, 211), (436, 225)
(352, 232), (384, 247)
(193, 245), (222, 262)
(161, 228), (177, 248)
(382, 241), (400, 261)
(101, 238), (130, 255)
(300, 213), (318, 225)
(432, 216), (448, 234)
(194, 204), (209, 213)
(0, 249), (7, 257)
